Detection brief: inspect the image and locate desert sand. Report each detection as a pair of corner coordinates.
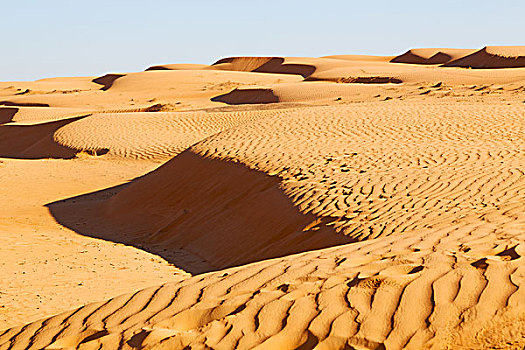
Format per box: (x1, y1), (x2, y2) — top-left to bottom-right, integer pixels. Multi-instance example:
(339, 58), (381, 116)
(0, 46), (524, 349)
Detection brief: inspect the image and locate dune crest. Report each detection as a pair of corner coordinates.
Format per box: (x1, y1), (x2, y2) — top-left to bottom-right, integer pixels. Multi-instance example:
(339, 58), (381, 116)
(444, 46), (525, 68)
(391, 48), (475, 65)
(47, 150), (354, 271)
(0, 116), (88, 159)
(0, 107), (18, 124)
(211, 88), (280, 104)
(92, 74), (126, 91)
(212, 57), (317, 78)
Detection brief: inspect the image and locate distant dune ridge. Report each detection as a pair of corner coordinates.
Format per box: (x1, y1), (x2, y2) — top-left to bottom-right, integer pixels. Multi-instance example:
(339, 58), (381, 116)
(391, 46), (525, 69)
(390, 48), (476, 65)
(211, 88), (280, 105)
(211, 57), (317, 78)
(0, 46), (524, 349)
(443, 46), (525, 68)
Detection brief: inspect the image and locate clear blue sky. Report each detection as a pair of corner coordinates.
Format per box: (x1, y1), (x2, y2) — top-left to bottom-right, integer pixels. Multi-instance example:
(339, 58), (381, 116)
(2, 0), (523, 81)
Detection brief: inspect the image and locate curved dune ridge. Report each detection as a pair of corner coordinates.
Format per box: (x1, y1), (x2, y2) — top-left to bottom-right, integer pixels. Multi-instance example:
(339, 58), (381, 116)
(0, 106), (91, 124)
(0, 116), (89, 159)
(0, 101), (50, 107)
(211, 57), (317, 78)
(211, 88), (280, 104)
(390, 48), (476, 65)
(92, 74), (126, 91)
(53, 110), (283, 159)
(209, 83), (382, 105)
(0, 107), (18, 124)
(0, 109), (286, 160)
(444, 46), (525, 68)
(48, 102), (525, 269)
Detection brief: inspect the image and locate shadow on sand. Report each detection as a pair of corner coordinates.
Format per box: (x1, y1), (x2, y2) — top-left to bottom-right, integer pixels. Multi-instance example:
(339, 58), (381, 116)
(0, 107), (18, 124)
(46, 151), (355, 274)
(0, 116), (89, 159)
(92, 74), (126, 91)
(211, 88), (279, 105)
(213, 57), (316, 78)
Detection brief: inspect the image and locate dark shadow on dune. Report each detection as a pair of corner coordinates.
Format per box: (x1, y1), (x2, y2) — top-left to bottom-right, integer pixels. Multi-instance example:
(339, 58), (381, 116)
(92, 74), (126, 91)
(0, 115), (88, 159)
(211, 88), (279, 105)
(254, 58), (316, 78)
(391, 51), (452, 65)
(15, 88), (31, 95)
(443, 47), (525, 69)
(0, 101), (50, 107)
(46, 151), (355, 274)
(144, 66), (170, 71)
(0, 107), (18, 124)
(307, 76), (403, 84)
(425, 52), (453, 64)
(339, 77), (402, 84)
(213, 57), (316, 78)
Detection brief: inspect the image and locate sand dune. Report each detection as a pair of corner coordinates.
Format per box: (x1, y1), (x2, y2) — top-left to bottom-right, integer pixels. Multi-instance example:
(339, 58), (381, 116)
(1, 109), (282, 160)
(211, 88), (280, 104)
(0, 157), (188, 329)
(210, 83), (397, 105)
(210, 76), (525, 105)
(391, 48), (475, 65)
(0, 76), (100, 94)
(195, 102), (524, 243)
(0, 101), (50, 107)
(3, 53), (524, 112)
(209, 56), (409, 84)
(1, 49), (525, 349)
(444, 46), (525, 68)
(48, 150), (354, 270)
(0, 116), (88, 159)
(53, 110), (279, 159)
(1, 212), (523, 349)
(0, 107), (17, 124)
(92, 74), (126, 91)
(0, 70), (302, 111)
(0, 106), (92, 124)
(47, 101), (525, 277)
(204, 51), (525, 84)
(207, 54), (525, 86)
(211, 57), (317, 78)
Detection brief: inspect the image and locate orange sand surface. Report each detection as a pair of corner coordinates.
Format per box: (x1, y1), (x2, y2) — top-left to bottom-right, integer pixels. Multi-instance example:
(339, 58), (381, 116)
(0, 48), (524, 349)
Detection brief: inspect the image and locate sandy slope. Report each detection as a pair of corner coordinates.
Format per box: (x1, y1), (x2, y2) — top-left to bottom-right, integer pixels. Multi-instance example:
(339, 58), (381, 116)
(2, 217), (523, 349)
(0, 158), (188, 329)
(1, 70), (302, 111)
(391, 48), (476, 65)
(0, 49), (524, 349)
(53, 110), (280, 160)
(444, 46), (525, 69)
(41, 102), (525, 271)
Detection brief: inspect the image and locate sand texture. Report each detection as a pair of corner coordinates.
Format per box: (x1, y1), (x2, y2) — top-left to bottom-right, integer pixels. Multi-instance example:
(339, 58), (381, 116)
(0, 47), (524, 349)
